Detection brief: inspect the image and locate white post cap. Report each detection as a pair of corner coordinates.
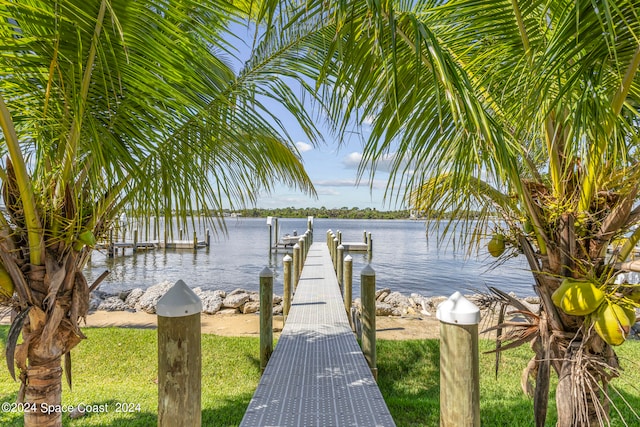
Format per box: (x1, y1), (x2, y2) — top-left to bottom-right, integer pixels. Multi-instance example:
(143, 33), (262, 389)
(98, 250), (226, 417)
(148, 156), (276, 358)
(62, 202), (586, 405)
(156, 280), (202, 317)
(436, 291), (480, 325)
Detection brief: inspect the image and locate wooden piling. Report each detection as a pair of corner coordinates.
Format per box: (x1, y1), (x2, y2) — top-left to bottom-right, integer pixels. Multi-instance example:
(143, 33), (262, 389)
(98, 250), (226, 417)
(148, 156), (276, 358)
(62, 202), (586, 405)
(437, 292), (480, 427)
(344, 255), (352, 313)
(283, 254), (292, 322)
(260, 267), (274, 373)
(333, 237), (339, 271)
(193, 231), (198, 250)
(157, 280), (202, 427)
(108, 230), (114, 258)
(361, 265), (377, 380)
(298, 237), (305, 264)
(133, 229), (138, 253)
(293, 243), (301, 291)
(337, 244), (344, 290)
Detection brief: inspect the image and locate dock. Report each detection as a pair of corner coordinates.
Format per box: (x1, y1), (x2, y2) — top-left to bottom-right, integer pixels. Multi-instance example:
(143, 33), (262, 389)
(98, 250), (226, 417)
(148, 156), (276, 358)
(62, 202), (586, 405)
(240, 242), (395, 426)
(103, 229), (210, 257)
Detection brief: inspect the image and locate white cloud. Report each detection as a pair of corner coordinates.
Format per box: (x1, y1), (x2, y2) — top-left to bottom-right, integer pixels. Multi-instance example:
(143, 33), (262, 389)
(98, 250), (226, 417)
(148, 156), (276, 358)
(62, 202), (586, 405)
(317, 188), (341, 196)
(295, 141), (313, 153)
(315, 179), (358, 187)
(342, 152), (362, 169)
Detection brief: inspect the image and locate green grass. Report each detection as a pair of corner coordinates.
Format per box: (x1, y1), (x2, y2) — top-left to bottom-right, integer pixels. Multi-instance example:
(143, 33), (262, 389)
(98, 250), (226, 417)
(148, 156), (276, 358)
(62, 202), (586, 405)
(377, 339), (640, 427)
(1, 326), (639, 426)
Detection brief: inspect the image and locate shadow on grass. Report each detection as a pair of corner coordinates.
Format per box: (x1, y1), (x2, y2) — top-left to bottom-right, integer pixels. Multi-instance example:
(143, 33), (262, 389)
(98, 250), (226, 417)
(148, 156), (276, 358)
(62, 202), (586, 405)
(377, 339), (440, 427)
(378, 339), (543, 426)
(378, 339), (640, 427)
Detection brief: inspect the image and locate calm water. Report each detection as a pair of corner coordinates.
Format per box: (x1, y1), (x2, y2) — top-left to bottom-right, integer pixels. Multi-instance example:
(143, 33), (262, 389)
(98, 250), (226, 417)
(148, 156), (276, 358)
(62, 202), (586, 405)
(83, 217), (536, 298)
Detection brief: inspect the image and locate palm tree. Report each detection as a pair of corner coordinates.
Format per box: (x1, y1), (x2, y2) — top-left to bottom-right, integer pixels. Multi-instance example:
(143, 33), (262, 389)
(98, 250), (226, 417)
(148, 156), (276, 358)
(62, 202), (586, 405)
(252, 0), (640, 425)
(0, 1), (317, 425)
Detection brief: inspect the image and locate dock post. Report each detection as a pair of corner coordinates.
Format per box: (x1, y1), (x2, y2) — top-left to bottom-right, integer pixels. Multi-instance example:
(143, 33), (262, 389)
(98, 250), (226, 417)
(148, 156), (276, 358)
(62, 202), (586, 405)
(305, 230), (311, 257)
(337, 230), (342, 245)
(337, 244), (344, 290)
(283, 255), (292, 322)
(333, 237), (339, 272)
(157, 280), (202, 427)
(367, 232), (373, 254)
(193, 231), (198, 250)
(307, 216), (313, 235)
(344, 255), (352, 313)
(298, 237), (305, 264)
(206, 229), (211, 248)
(363, 230), (367, 243)
(361, 265), (377, 380)
(259, 267), (274, 373)
(108, 230), (114, 258)
(436, 292), (480, 427)
(293, 243), (301, 291)
(133, 229), (138, 253)
(179, 228), (183, 241)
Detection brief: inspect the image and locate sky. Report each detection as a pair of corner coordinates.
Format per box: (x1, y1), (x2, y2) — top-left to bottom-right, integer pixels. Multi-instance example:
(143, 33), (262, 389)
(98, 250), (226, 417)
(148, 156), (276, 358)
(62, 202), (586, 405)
(253, 127), (399, 211)
(229, 22), (402, 211)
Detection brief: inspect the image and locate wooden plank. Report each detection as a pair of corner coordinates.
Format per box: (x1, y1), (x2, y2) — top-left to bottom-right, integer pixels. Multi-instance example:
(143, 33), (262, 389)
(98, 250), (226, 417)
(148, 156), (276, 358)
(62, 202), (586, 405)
(241, 242), (395, 427)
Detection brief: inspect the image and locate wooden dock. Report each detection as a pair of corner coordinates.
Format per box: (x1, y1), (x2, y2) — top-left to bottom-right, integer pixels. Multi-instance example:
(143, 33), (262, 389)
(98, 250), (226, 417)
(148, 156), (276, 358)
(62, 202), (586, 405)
(240, 242), (395, 426)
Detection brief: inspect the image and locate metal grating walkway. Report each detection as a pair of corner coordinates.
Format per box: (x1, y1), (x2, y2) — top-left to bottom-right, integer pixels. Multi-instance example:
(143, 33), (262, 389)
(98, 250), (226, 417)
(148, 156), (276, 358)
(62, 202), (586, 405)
(240, 242), (395, 427)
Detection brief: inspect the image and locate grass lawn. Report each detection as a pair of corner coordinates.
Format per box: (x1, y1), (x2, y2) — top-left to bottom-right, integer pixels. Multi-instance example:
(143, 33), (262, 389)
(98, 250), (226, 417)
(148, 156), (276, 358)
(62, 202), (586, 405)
(0, 326), (639, 426)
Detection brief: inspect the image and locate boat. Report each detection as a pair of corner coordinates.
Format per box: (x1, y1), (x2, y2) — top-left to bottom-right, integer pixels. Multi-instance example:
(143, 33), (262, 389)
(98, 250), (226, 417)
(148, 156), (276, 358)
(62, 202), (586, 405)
(281, 231), (301, 247)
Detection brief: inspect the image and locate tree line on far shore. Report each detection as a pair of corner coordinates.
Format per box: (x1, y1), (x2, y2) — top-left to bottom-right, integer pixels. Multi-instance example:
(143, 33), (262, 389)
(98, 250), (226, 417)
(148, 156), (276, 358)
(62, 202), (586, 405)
(223, 207), (485, 220)
(230, 206), (410, 219)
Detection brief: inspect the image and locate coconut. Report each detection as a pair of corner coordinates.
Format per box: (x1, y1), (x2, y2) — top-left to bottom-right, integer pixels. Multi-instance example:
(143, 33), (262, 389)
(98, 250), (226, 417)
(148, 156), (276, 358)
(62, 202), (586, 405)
(552, 278), (605, 316)
(487, 234), (505, 257)
(0, 263), (14, 299)
(593, 302), (631, 346)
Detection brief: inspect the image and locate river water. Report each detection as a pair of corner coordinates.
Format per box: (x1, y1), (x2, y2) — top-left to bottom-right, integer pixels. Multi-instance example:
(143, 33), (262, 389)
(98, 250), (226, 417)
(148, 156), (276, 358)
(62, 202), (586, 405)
(83, 217), (536, 298)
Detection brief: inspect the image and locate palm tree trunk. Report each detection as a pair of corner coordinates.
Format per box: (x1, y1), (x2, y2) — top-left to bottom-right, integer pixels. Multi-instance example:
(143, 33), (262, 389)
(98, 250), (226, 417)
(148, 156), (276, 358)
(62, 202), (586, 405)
(14, 259), (86, 427)
(23, 359), (63, 427)
(556, 341), (605, 427)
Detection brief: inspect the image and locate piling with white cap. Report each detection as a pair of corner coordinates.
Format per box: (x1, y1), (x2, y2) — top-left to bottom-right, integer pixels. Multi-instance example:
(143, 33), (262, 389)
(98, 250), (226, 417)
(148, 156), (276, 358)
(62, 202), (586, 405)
(361, 264), (377, 380)
(157, 280), (202, 427)
(283, 255), (292, 322)
(343, 255), (353, 314)
(260, 267), (274, 372)
(436, 291), (480, 427)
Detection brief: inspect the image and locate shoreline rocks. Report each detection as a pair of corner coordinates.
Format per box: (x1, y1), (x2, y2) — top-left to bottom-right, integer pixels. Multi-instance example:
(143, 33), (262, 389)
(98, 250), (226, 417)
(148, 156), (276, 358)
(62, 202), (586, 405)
(88, 283), (638, 340)
(89, 283), (531, 319)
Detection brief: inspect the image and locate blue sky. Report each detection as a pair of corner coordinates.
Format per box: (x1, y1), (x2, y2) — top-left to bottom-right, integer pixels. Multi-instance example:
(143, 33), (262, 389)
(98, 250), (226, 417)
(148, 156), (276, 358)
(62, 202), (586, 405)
(229, 23), (401, 211)
(253, 127), (398, 210)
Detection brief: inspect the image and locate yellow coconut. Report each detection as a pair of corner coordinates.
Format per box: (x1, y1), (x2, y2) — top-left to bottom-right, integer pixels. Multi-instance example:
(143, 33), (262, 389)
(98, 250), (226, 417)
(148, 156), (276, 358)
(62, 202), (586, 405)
(593, 302), (632, 346)
(487, 234), (505, 257)
(552, 278), (574, 307)
(552, 278), (605, 316)
(0, 263), (14, 299)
